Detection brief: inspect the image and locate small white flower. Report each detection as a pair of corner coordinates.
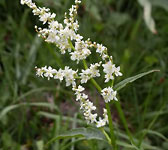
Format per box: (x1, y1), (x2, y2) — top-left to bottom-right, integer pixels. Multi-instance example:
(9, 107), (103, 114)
(80, 63), (101, 84)
(44, 66), (54, 80)
(89, 113), (97, 123)
(103, 61), (122, 82)
(96, 44), (106, 55)
(73, 85), (85, 93)
(103, 109), (108, 123)
(113, 65), (122, 77)
(21, 0), (31, 5)
(102, 61), (113, 74)
(75, 0), (81, 4)
(101, 87), (118, 103)
(104, 74), (114, 83)
(54, 69), (64, 81)
(96, 118), (106, 128)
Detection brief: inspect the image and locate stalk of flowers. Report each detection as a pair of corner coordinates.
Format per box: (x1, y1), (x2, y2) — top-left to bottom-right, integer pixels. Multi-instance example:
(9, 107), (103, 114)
(72, 85), (108, 127)
(36, 65), (110, 128)
(21, 0), (122, 136)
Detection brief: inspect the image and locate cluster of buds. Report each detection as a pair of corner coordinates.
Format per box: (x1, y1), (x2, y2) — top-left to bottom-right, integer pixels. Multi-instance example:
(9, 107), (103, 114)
(21, 0), (122, 128)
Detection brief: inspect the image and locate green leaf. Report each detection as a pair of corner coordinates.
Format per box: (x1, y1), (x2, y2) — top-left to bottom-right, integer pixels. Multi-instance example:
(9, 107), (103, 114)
(46, 127), (107, 146)
(21, 36), (42, 85)
(0, 102), (58, 119)
(38, 111), (84, 124)
(116, 141), (138, 149)
(114, 70), (159, 91)
(142, 129), (168, 141)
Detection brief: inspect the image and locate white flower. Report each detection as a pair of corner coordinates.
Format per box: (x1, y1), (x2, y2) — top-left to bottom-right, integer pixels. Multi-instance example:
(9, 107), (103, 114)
(35, 66), (46, 77)
(36, 66), (77, 86)
(103, 61), (113, 74)
(90, 63), (101, 77)
(103, 109), (108, 123)
(21, 0), (32, 5)
(80, 69), (91, 84)
(80, 63), (101, 84)
(89, 114), (97, 124)
(96, 44), (106, 55)
(103, 61), (122, 82)
(85, 100), (96, 111)
(73, 85), (85, 93)
(63, 66), (77, 86)
(54, 69), (64, 81)
(70, 41), (91, 62)
(113, 65), (122, 77)
(101, 87), (118, 103)
(44, 66), (55, 80)
(75, 0), (81, 4)
(82, 100), (98, 124)
(104, 74), (114, 83)
(96, 118), (106, 128)
(39, 12), (51, 24)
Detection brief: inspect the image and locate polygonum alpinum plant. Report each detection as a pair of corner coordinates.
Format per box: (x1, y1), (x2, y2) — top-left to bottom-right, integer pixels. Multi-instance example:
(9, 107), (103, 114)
(21, 0), (122, 127)
(20, 0), (132, 149)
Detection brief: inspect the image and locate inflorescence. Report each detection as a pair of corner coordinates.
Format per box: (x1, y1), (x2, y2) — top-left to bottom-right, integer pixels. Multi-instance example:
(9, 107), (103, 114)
(21, 0), (122, 128)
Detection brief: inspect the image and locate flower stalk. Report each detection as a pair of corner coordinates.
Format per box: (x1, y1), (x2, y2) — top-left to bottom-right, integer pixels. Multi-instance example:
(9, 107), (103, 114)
(21, 0), (123, 149)
(83, 59), (117, 149)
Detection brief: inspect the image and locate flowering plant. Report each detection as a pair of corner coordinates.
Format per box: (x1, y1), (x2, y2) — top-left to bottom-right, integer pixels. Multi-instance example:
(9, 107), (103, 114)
(20, 0), (158, 149)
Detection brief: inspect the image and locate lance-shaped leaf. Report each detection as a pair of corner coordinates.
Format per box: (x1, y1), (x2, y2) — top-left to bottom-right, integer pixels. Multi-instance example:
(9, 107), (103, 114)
(114, 70), (159, 91)
(46, 127), (107, 146)
(0, 102), (59, 119)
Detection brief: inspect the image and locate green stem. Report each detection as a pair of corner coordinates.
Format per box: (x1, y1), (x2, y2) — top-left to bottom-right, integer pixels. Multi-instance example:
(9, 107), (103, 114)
(105, 103), (117, 150)
(69, 39), (117, 149)
(68, 39), (134, 148)
(100, 128), (111, 144)
(114, 101), (135, 146)
(83, 60), (117, 150)
(68, 39), (76, 51)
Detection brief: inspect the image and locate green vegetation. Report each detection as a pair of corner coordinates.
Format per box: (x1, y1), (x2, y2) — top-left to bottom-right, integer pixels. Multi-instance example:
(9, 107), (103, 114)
(0, 0), (168, 149)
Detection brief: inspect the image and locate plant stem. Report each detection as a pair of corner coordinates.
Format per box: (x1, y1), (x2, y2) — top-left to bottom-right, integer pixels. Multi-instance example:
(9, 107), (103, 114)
(114, 101), (135, 146)
(83, 60), (117, 150)
(100, 128), (111, 144)
(105, 103), (117, 150)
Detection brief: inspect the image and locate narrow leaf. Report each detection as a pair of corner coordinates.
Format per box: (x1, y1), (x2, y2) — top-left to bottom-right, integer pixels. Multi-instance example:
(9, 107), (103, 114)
(46, 127), (107, 146)
(0, 102), (58, 119)
(114, 70), (159, 91)
(143, 129), (168, 141)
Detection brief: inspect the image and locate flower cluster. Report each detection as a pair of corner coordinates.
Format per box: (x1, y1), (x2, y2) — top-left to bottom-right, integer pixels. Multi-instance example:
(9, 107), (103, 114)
(73, 86), (108, 127)
(36, 66), (77, 86)
(21, 0), (56, 24)
(101, 87), (117, 103)
(80, 62), (101, 84)
(21, 0), (123, 128)
(103, 60), (122, 83)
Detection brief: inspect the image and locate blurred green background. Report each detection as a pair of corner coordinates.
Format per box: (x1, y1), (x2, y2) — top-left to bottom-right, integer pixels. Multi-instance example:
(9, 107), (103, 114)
(0, 0), (168, 149)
